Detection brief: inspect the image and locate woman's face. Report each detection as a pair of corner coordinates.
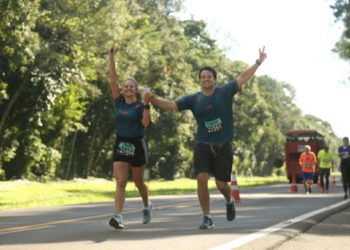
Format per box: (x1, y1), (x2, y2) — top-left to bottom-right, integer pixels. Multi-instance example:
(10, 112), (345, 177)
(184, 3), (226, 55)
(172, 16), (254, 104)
(123, 80), (137, 97)
(199, 70), (216, 89)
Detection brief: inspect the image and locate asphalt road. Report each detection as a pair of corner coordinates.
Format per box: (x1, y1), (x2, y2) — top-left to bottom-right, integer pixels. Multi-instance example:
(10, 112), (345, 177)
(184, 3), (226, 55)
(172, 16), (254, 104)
(0, 181), (349, 250)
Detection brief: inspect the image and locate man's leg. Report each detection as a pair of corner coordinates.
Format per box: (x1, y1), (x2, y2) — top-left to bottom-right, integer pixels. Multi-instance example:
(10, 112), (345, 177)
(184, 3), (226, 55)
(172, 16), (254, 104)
(341, 165), (348, 198)
(325, 169), (330, 192)
(197, 172), (210, 215)
(215, 179), (231, 202)
(216, 179), (236, 221)
(320, 169), (325, 192)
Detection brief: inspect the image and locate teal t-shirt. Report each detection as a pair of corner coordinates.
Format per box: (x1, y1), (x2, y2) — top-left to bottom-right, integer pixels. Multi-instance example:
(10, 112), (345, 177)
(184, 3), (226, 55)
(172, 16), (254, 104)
(175, 80), (239, 144)
(114, 95), (145, 138)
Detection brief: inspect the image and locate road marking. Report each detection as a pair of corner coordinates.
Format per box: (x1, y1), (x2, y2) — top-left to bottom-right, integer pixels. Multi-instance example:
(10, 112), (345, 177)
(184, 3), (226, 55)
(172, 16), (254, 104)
(0, 201), (195, 235)
(209, 199), (350, 250)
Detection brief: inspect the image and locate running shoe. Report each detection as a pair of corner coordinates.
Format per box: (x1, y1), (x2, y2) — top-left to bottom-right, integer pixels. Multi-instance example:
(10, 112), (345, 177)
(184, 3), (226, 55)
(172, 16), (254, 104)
(226, 200), (236, 221)
(308, 187), (312, 193)
(142, 202), (153, 224)
(344, 194), (348, 200)
(109, 215), (124, 229)
(199, 216), (214, 229)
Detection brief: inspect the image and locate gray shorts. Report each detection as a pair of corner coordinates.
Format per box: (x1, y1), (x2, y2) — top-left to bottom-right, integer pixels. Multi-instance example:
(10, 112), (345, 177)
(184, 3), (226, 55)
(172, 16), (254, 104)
(193, 142), (233, 182)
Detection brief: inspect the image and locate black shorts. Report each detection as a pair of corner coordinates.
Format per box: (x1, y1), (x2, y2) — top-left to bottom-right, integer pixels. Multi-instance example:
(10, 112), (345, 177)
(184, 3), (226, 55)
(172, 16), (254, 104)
(319, 168), (330, 177)
(193, 142), (233, 182)
(341, 159), (350, 182)
(113, 136), (148, 167)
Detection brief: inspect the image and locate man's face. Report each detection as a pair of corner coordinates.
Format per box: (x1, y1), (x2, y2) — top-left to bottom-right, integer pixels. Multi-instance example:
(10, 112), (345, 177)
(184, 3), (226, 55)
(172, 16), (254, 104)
(199, 70), (216, 89)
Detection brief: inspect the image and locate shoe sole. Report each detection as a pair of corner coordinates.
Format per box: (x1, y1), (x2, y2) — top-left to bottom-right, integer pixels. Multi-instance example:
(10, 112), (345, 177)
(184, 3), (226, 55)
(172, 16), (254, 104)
(227, 215), (236, 221)
(199, 225), (215, 229)
(109, 218), (124, 229)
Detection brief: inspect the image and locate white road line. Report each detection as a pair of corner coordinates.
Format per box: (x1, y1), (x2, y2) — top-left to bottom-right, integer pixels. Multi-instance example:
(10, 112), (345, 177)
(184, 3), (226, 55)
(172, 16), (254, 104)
(209, 199), (350, 250)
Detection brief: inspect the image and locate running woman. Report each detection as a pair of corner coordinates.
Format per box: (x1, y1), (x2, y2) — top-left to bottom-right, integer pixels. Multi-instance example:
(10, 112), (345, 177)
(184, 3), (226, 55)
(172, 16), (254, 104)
(338, 137), (350, 199)
(148, 47), (267, 229)
(108, 45), (152, 229)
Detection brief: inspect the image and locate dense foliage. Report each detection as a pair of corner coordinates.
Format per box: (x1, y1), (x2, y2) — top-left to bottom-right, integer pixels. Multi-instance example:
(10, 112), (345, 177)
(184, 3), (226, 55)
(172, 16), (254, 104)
(332, 0), (350, 62)
(0, 0), (339, 180)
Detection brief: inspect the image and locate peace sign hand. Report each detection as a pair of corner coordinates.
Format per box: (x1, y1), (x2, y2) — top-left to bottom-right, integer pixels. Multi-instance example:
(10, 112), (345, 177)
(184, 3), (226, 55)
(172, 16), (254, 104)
(258, 46), (267, 64)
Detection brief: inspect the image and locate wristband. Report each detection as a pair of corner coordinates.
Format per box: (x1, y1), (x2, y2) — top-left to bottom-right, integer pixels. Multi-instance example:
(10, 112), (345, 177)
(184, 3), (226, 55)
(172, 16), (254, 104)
(255, 59), (261, 66)
(144, 104), (150, 110)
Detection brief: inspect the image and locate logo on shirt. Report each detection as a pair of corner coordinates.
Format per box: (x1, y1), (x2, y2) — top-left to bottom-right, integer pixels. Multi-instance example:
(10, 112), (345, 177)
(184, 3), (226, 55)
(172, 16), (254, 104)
(119, 109), (128, 115)
(195, 95), (201, 103)
(205, 103), (213, 109)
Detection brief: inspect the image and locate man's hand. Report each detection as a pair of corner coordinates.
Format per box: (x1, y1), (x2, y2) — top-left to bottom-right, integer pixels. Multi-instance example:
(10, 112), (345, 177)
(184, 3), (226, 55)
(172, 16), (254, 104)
(257, 46), (267, 65)
(143, 90), (152, 104)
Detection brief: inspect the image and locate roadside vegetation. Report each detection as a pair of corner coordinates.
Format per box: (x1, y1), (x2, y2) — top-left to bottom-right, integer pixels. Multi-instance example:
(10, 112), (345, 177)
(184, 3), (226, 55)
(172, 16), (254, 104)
(0, 176), (287, 210)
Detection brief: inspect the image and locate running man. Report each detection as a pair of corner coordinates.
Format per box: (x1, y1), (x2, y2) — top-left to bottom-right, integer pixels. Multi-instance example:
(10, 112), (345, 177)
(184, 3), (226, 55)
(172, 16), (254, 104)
(299, 145), (317, 194)
(317, 145), (335, 193)
(338, 137), (350, 199)
(108, 45), (152, 229)
(148, 47), (267, 229)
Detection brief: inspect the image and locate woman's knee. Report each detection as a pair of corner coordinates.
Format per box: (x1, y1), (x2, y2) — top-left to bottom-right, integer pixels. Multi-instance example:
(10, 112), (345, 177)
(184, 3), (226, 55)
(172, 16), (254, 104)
(116, 178), (128, 189)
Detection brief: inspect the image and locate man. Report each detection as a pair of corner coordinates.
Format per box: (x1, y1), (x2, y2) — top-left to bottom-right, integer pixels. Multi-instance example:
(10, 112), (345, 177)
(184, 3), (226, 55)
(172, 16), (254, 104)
(299, 145), (317, 194)
(317, 145), (335, 193)
(148, 47), (267, 229)
(338, 137), (350, 199)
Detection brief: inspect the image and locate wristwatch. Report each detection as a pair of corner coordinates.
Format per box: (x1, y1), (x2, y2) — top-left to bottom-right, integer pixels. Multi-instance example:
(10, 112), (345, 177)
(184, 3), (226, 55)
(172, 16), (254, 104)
(144, 104), (150, 110)
(255, 59), (261, 66)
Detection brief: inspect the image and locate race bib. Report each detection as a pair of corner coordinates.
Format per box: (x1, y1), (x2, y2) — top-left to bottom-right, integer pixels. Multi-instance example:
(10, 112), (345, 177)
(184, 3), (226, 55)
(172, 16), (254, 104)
(205, 118), (223, 133)
(306, 162), (313, 168)
(323, 158), (330, 163)
(117, 142), (135, 156)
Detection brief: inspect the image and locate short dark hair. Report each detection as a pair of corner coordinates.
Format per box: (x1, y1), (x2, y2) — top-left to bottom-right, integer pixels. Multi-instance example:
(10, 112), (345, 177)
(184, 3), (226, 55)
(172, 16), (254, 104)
(199, 66), (217, 80)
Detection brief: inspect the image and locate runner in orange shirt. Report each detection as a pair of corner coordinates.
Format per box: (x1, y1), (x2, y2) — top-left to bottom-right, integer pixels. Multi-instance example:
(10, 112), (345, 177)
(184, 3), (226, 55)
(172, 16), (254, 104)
(299, 145), (317, 194)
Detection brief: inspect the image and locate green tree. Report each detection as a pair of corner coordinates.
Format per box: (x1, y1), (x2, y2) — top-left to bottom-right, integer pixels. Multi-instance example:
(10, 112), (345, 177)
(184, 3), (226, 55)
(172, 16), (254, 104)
(332, 0), (350, 61)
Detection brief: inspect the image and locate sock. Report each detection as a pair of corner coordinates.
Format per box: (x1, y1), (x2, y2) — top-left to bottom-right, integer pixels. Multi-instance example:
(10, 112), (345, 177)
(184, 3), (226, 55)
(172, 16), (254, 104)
(144, 201), (152, 209)
(226, 198), (233, 205)
(204, 214), (212, 218)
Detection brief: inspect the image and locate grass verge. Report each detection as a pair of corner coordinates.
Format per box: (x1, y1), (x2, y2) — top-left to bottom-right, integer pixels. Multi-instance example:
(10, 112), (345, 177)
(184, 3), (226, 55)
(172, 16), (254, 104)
(0, 176), (287, 210)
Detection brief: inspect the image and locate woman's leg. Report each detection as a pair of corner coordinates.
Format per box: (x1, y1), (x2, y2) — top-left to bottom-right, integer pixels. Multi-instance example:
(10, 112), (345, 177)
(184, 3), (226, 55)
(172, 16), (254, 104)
(131, 165), (149, 207)
(113, 161), (129, 214)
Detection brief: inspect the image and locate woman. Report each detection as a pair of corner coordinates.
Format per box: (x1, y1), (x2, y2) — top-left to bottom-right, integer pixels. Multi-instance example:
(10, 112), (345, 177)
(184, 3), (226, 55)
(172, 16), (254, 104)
(108, 45), (152, 229)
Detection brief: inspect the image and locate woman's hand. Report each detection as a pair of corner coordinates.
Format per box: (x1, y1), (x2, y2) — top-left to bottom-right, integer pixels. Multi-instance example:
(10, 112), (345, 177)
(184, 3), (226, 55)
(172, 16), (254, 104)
(109, 45), (115, 59)
(143, 90), (152, 104)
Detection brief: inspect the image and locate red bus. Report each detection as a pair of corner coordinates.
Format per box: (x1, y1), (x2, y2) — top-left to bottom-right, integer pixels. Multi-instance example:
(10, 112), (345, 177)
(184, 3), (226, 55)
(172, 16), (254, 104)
(285, 129), (325, 183)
